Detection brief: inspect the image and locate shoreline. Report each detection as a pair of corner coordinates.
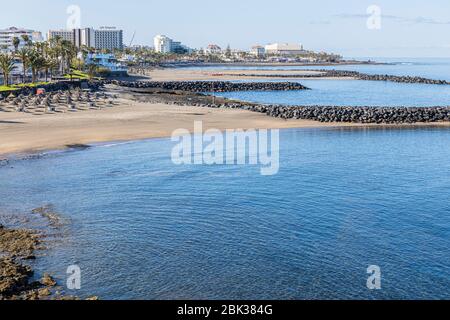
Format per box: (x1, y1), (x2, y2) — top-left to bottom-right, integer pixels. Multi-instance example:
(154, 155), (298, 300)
(0, 207), (97, 300)
(160, 60), (386, 68)
(2, 114), (450, 161)
(2, 86), (450, 159)
(3, 65), (450, 159)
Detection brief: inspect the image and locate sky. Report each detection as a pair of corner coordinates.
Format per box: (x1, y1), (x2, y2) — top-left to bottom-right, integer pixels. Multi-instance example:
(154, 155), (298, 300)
(2, 0), (450, 58)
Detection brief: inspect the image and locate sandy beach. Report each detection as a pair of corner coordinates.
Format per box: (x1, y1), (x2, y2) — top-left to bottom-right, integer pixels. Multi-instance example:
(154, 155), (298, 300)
(2, 67), (450, 158)
(3, 94), (450, 158)
(0, 97), (342, 157)
(144, 68), (354, 81)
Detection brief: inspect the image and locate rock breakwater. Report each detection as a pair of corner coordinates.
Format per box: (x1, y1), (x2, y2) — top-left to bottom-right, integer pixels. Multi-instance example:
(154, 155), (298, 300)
(223, 70), (450, 85)
(110, 80), (310, 92)
(140, 93), (450, 124)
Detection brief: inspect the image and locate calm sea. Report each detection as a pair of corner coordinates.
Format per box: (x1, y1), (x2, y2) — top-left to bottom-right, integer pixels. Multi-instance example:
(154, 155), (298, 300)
(210, 58), (450, 106)
(0, 59), (449, 300)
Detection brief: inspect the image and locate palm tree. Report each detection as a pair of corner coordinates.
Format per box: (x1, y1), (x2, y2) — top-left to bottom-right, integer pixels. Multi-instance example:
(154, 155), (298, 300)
(86, 63), (99, 80)
(78, 45), (89, 70)
(0, 53), (16, 86)
(12, 37), (21, 52)
(27, 50), (46, 83)
(21, 35), (31, 47)
(48, 36), (64, 75)
(59, 40), (76, 74)
(17, 48), (30, 83)
(43, 57), (58, 82)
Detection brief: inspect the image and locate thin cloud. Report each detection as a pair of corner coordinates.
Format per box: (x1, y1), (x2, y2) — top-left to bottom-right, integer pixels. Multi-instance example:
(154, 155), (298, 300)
(333, 13), (450, 25)
(309, 20), (332, 25)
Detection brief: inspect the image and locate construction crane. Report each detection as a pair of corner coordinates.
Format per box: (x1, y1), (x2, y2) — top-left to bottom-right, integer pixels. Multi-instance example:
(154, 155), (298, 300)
(129, 31), (136, 47)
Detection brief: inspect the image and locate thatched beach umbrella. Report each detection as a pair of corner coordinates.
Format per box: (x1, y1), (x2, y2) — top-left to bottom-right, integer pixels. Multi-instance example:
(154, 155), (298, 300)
(18, 102), (27, 112)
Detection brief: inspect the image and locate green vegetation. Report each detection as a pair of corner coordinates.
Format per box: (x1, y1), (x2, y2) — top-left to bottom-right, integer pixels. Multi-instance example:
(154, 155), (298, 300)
(0, 54), (15, 86)
(64, 70), (90, 80)
(0, 82), (50, 92)
(64, 69), (103, 81)
(0, 36), (86, 87)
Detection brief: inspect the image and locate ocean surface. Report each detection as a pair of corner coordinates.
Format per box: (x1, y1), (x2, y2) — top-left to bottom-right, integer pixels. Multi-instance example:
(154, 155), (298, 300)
(1, 128), (450, 300)
(206, 58), (450, 106)
(1, 58), (450, 300)
(191, 57), (450, 80)
(214, 79), (450, 107)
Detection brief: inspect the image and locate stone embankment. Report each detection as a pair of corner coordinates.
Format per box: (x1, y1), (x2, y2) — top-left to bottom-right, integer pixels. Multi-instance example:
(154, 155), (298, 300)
(110, 80), (310, 92)
(223, 70), (450, 85)
(243, 104), (450, 123)
(137, 93), (450, 124)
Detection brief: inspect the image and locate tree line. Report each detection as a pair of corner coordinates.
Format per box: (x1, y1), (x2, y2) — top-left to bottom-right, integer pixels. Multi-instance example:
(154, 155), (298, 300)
(0, 35), (93, 87)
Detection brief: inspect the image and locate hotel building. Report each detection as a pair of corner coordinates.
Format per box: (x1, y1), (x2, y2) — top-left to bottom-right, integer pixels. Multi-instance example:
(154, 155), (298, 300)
(154, 35), (191, 54)
(0, 27), (43, 51)
(48, 27), (123, 51)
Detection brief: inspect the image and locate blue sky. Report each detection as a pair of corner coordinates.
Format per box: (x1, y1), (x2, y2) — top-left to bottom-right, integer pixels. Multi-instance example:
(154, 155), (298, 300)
(2, 0), (450, 58)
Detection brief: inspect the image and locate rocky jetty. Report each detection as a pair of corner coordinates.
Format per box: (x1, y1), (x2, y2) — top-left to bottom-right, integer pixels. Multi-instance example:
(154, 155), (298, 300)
(316, 70), (450, 85)
(224, 70), (450, 85)
(243, 105), (450, 124)
(110, 80), (310, 92)
(143, 94), (450, 124)
(120, 81), (450, 124)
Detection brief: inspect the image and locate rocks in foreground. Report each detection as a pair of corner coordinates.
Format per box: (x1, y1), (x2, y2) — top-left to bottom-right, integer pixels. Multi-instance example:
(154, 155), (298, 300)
(0, 219), (97, 300)
(0, 225), (46, 300)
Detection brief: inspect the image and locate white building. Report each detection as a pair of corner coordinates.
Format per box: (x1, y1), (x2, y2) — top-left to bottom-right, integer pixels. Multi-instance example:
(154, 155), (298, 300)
(48, 27), (123, 50)
(0, 27), (43, 51)
(74, 28), (95, 48)
(265, 43), (305, 56)
(84, 53), (127, 74)
(205, 44), (222, 55)
(154, 35), (173, 53)
(251, 45), (266, 58)
(153, 35), (190, 54)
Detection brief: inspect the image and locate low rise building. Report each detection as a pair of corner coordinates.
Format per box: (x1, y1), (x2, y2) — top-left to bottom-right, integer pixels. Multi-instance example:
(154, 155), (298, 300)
(205, 44), (222, 55)
(265, 43), (306, 56)
(84, 53), (128, 75)
(251, 45), (266, 58)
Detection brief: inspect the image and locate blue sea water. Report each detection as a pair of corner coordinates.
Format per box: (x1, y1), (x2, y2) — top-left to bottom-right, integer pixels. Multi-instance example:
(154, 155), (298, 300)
(189, 57), (450, 81)
(1, 59), (450, 300)
(204, 58), (450, 106)
(1, 128), (450, 300)
(214, 79), (450, 107)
